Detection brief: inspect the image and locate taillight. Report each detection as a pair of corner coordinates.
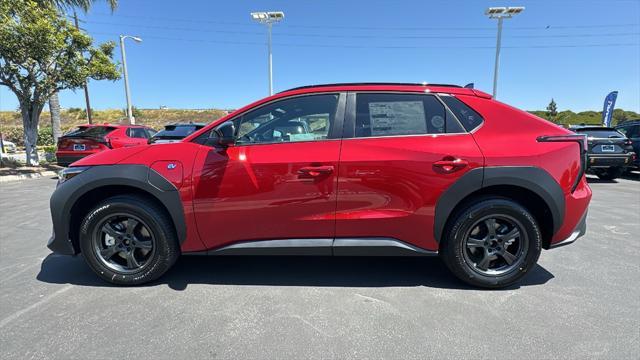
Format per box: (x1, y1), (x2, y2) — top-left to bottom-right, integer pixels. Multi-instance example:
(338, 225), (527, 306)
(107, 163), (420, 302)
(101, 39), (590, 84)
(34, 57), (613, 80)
(537, 134), (588, 193)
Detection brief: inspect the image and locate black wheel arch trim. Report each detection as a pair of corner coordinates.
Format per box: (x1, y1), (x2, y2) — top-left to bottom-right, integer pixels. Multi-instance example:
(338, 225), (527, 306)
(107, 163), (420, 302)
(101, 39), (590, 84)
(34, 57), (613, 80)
(48, 164), (186, 255)
(434, 166), (565, 243)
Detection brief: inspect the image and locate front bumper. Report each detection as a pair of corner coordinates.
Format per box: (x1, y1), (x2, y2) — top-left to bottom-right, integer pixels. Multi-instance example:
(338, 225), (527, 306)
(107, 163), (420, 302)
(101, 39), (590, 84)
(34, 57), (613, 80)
(549, 209), (587, 249)
(587, 153), (634, 168)
(48, 165), (187, 256)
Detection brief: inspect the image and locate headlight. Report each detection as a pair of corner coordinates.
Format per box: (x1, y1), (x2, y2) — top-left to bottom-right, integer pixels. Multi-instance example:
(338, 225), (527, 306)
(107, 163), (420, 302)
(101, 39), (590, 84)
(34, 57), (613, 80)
(57, 166), (90, 185)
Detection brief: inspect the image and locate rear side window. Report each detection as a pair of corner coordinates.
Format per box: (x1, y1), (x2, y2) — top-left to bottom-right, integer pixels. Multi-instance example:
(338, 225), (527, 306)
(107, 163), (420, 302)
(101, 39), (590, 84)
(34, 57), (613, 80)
(440, 96), (484, 132)
(354, 93), (463, 138)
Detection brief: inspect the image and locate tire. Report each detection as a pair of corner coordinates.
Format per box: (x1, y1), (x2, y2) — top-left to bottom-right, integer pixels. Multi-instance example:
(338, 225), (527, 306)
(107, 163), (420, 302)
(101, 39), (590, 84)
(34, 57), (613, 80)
(440, 197), (542, 289)
(78, 194), (180, 285)
(596, 167), (623, 180)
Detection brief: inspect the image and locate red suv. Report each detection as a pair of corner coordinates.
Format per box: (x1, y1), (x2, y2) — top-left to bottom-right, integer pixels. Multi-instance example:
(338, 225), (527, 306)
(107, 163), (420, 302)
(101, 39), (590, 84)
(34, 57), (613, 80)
(55, 124), (156, 166)
(48, 83), (591, 288)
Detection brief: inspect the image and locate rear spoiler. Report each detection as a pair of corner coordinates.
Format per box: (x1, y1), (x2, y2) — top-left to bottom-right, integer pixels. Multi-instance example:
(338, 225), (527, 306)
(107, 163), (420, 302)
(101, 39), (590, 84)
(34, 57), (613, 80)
(537, 134), (588, 193)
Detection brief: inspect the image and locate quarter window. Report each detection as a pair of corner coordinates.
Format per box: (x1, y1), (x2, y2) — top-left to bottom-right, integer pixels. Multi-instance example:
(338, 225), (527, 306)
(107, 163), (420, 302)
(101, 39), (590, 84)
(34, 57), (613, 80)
(235, 94), (338, 145)
(440, 96), (484, 132)
(354, 93), (463, 138)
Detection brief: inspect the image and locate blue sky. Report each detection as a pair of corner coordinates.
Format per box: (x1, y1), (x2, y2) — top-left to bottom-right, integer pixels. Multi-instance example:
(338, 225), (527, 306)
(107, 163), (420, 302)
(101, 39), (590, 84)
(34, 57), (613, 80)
(1, 0), (639, 112)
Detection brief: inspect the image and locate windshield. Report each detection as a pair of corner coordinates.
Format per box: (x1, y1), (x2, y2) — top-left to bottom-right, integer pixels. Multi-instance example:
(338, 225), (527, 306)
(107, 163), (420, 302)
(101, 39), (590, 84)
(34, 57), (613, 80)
(154, 125), (203, 138)
(575, 128), (625, 138)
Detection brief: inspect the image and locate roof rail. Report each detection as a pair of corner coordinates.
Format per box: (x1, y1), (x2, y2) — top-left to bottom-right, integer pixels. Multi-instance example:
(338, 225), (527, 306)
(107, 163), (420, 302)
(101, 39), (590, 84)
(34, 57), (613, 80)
(279, 82), (462, 93)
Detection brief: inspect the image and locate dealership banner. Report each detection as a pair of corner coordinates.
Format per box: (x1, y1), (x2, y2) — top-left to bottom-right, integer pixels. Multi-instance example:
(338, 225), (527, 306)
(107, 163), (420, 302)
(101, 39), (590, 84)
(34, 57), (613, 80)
(601, 91), (618, 127)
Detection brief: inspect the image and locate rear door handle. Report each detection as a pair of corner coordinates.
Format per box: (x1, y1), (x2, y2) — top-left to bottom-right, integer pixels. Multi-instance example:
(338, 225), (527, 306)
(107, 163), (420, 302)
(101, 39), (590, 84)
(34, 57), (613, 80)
(298, 165), (334, 177)
(433, 157), (468, 173)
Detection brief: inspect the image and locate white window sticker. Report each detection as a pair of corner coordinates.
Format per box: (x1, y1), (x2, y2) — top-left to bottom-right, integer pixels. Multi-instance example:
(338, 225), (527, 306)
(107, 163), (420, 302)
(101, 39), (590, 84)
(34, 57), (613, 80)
(368, 101), (426, 136)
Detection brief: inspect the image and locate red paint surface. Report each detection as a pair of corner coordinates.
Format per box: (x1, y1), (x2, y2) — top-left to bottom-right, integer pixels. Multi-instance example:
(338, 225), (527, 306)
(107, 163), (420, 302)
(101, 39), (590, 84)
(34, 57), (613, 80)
(73, 84), (591, 252)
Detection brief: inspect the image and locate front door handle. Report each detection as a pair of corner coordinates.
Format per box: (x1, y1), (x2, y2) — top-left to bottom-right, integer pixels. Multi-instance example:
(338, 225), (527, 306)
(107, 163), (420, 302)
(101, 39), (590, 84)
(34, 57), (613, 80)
(298, 165), (334, 177)
(433, 157), (468, 173)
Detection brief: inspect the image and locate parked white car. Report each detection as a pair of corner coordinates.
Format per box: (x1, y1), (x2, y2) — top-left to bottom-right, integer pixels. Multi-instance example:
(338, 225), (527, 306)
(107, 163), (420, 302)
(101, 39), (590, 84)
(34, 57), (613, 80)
(0, 139), (17, 153)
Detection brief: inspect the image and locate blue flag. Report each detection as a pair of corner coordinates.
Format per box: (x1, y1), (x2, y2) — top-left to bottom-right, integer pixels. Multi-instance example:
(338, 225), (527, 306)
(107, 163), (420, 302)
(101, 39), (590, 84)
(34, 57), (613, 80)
(601, 91), (618, 127)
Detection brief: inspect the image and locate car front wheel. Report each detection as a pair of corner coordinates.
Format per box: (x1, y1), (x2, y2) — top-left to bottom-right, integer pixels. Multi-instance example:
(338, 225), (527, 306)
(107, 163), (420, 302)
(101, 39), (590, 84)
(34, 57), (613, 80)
(440, 197), (542, 289)
(78, 195), (180, 285)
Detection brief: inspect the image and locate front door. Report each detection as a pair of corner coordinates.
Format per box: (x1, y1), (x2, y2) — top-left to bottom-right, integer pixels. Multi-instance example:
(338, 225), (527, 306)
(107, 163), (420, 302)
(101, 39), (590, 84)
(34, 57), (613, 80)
(192, 93), (345, 250)
(335, 92), (484, 251)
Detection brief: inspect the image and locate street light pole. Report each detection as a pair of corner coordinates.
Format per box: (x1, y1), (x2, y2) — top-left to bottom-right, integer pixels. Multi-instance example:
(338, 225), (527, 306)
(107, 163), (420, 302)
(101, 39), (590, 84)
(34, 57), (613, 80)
(251, 11), (285, 96)
(485, 7), (525, 99)
(492, 16), (503, 99)
(119, 35), (142, 124)
(267, 22), (273, 95)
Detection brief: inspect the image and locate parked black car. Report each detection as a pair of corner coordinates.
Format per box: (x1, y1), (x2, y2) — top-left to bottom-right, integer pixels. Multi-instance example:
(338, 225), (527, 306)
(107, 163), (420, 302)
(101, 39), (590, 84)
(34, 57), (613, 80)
(615, 120), (640, 171)
(572, 126), (635, 180)
(147, 123), (206, 144)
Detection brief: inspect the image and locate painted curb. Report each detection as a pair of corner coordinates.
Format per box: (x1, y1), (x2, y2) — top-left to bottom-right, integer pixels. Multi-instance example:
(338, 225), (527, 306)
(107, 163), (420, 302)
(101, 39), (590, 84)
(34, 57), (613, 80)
(0, 171), (57, 183)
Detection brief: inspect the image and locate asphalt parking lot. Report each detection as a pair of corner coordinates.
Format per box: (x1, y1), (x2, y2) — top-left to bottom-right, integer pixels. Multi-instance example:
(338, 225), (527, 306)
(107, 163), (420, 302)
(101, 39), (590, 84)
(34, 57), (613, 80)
(1, 174), (639, 359)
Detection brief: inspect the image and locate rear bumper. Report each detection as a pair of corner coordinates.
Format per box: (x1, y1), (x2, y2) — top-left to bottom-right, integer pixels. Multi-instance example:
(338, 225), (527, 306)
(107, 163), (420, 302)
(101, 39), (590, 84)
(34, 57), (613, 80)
(549, 209), (587, 249)
(55, 151), (99, 166)
(587, 153), (634, 168)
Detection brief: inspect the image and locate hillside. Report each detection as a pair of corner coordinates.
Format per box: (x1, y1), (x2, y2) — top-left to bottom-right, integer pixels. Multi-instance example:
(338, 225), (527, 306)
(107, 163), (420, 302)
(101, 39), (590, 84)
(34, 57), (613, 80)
(1, 107), (639, 147)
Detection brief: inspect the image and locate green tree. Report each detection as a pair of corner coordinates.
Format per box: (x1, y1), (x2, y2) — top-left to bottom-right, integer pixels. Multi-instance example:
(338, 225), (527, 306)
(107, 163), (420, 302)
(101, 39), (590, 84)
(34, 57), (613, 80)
(35, 0), (118, 11)
(41, 0), (119, 149)
(0, 0), (120, 165)
(546, 98), (558, 123)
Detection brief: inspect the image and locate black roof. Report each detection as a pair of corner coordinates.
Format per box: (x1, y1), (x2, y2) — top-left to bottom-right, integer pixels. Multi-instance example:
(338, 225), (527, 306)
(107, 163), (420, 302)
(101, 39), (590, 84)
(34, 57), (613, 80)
(279, 82), (462, 93)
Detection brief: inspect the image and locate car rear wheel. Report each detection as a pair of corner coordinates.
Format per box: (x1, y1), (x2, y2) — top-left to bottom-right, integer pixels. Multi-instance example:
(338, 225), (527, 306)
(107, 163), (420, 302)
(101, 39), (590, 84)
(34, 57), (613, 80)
(595, 166), (623, 180)
(79, 195), (180, 285)
(440, 197), (542, 289)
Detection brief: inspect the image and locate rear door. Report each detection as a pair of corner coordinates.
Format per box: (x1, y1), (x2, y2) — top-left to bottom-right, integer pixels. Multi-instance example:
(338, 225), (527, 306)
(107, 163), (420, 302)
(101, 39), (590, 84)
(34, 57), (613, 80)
(335, 92), (484, 251)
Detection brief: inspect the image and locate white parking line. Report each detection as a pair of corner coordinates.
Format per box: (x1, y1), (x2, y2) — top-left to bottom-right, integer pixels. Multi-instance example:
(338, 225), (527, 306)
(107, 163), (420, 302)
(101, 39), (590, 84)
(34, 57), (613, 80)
(0, 285), (73, 329)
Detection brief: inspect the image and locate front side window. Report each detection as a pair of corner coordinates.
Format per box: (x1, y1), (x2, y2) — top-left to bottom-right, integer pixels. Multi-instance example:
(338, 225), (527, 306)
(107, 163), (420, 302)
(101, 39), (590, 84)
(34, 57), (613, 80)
(127, 128), (149, 138)
(354, 93), (463, 138)
(235, 94), (339, 145)
(618, 125), (639, 138)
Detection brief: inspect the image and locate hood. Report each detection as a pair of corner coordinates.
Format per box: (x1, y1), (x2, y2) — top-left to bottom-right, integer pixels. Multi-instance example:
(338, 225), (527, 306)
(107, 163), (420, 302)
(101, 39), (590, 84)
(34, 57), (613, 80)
(71, 145), (150, 166)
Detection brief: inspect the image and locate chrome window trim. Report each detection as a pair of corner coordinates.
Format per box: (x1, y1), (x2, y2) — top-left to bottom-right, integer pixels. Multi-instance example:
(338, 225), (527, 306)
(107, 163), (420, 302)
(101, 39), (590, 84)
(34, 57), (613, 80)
(347, 91), (469, 140)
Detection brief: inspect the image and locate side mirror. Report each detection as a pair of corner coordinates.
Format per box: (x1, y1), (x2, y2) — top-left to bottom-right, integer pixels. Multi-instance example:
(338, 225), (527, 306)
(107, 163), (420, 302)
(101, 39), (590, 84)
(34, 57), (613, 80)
(206, 121), (235, 147)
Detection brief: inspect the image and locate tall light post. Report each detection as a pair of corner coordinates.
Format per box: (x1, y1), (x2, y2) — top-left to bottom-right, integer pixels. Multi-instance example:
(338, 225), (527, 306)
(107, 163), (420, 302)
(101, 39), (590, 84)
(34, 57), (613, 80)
(250, 11), (285, 96)
(485, 7), (524, 99)
(119, 35), (142, 124)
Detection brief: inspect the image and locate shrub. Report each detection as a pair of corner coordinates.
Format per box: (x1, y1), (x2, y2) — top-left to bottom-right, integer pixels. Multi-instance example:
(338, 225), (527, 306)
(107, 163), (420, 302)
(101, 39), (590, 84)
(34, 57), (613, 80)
(2, 127), (25, 146)
(41, 145), (57, 153)
(38, 126), (55, 146)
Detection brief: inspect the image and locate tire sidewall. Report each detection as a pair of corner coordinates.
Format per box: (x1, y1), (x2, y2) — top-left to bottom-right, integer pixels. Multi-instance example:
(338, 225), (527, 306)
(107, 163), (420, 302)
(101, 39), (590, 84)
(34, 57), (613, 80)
(79, 197), (177, 285)
(444, 198), (542, 288)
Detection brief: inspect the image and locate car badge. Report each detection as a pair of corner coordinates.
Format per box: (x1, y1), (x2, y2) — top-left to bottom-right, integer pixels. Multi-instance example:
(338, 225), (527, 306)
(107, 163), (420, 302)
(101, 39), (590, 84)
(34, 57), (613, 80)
(167, 163), (177, 170)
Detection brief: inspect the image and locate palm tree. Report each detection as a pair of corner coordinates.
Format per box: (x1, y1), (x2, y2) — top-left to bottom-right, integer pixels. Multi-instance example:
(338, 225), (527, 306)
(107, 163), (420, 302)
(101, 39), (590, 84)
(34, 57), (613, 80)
(37, 0), (118, 11)
(40, 0), (118, 144)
